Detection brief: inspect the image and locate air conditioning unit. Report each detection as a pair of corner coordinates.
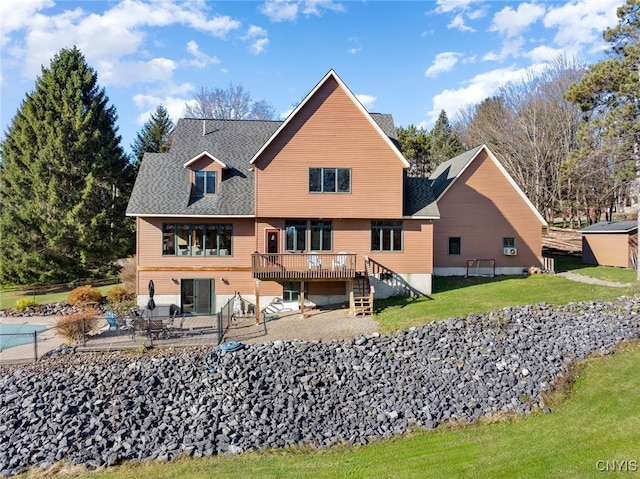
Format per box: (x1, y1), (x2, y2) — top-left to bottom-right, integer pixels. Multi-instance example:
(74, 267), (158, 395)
(503, 247), (517, 256)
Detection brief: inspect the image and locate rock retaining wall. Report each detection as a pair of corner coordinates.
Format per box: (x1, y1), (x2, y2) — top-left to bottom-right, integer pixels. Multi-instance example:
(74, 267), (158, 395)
(1, 297), (639, 476)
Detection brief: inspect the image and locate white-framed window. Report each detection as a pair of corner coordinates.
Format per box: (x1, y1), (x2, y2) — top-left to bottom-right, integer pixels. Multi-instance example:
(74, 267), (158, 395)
(309, 168), (351, 193)
(193, 171), (217, 196)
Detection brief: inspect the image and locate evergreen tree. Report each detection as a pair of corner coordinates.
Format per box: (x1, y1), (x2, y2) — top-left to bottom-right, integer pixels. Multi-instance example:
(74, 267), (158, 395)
(429, 110), (464, 168)
(566, 0), (640, 228)
(131, 105), (174, 167)
(0, 46), (134, 285)
(396, 125), (431, 177)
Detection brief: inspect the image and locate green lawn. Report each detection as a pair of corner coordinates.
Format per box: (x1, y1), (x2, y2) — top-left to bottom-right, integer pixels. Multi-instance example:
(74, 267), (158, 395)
(374, 273), (639, 333)
(0, 285), (114, 310)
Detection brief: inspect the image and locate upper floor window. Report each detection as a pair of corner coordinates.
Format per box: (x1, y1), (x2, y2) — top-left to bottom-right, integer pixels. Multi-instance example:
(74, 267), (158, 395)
(193, 171), (217, 196)
(371, 221), (403, 252)
(309, 168), (351, 193)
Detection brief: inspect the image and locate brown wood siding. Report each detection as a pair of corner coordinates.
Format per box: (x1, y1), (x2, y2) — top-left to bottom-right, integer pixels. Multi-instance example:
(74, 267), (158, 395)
(254, 77), (404, 219)
(255, 218), (433, 274)
(433, 150), (543, 269)
(187, 156), (224, 193)
(136, 217), (265, 296)
(582, 233), (634, 268)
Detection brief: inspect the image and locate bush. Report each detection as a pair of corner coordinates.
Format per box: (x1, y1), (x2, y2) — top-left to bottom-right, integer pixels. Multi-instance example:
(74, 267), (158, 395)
(118, 257), (136, 297)
(106, 285), (134, 303)
(56, 308), (100, 344)
(14, 298), (38, 311)
(67, 285), (103, 307)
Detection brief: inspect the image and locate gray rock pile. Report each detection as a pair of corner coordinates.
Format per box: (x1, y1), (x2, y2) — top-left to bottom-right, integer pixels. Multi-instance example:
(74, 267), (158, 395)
(1, 297), (639, 476)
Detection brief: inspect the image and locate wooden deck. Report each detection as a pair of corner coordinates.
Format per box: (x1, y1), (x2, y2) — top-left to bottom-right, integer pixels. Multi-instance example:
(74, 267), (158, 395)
(251, 252), (357, 280)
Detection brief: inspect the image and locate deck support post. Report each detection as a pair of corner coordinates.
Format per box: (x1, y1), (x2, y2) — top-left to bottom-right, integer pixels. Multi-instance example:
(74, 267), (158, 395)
(254, 279), (261, 324)
(348, 279), (355, 315)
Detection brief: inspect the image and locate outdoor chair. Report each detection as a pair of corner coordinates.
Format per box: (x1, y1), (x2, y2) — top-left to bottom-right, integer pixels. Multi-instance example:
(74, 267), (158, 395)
(105, 312), (121, 335)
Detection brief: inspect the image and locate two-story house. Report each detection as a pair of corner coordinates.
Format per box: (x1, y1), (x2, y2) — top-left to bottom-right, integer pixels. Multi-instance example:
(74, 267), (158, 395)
(126, 70), (546, 317)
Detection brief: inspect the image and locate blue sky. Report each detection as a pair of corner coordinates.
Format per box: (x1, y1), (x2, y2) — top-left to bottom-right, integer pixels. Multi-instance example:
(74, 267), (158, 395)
(0, 0), (622, 157)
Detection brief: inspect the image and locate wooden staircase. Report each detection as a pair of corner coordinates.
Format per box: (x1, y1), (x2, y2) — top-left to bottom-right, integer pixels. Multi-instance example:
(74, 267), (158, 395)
(353, 274), (373, 315)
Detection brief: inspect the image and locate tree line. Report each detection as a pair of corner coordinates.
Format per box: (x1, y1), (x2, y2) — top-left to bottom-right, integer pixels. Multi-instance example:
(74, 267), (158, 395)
(1, 0), (638, 285)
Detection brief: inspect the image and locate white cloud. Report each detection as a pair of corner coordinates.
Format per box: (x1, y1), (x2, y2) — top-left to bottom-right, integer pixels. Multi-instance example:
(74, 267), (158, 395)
(543, 0), (619, 49)
(427, 65), (532, 125)
(425, 52), (462, 78)
(434, 0), (482, 14)
(448, 14), (475, 32)
(525, 45), (564, 63)
(8, 0), (241, 81)
(490, 3), (546, 38)
(244, 25), (269, 55)
(186, 40), (221, 68)
(99, 57), (177, 87)
(249, 38), (270, 55)
(259, 0), (344, 22)
(355, 93), (376, 110)
(132, 82), (195, 125)
(0, 0), (54, 47)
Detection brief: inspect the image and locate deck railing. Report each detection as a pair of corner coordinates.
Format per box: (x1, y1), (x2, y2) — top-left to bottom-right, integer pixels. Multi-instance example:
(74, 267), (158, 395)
(251, 252), (357, 280)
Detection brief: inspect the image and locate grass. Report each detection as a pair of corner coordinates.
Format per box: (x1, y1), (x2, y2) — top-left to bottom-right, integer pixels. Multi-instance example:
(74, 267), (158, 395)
(374, 273), (639, 333)
(0, 285), (114, 311)
(34, 340), (640, 479)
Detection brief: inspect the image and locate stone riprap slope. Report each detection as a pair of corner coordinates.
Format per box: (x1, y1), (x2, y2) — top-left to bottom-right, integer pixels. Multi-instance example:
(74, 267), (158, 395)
(1, 297), (639, 476)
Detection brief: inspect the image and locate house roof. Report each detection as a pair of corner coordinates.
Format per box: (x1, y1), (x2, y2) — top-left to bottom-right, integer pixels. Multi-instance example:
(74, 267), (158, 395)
(428, 144), (548, 226)
(125, 112), (430, 218)
(403, 176), (439, 218)
(249, 70), (410, 168)
(580, 220), (638, 234)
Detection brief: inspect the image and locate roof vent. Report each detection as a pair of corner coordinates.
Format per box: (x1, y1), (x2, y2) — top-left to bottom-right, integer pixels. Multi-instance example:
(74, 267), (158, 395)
(202, 119), (205, 136)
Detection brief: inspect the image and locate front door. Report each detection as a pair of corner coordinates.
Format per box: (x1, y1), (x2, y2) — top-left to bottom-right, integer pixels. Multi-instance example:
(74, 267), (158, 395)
(181, 278), (214, 315)
(266, 229), (280, 254)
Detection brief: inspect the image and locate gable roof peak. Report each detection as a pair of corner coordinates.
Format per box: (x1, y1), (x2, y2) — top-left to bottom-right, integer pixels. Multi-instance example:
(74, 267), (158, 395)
(249, 69), (410, 168)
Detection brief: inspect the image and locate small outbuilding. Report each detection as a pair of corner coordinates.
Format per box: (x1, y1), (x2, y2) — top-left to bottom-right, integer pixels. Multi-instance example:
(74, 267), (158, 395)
(580, 220), (638, 268)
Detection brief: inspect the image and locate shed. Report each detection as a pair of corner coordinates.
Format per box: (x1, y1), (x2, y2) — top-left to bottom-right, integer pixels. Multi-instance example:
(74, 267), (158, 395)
(580, 221), (638, 268)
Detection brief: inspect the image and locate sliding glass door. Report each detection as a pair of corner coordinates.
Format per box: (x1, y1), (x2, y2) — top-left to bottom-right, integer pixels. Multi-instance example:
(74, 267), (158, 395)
(181, 278), (214, 314)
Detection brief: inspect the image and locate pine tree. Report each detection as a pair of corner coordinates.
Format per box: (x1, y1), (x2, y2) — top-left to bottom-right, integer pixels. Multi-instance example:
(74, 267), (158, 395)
(131, 105), (174, 167)
(0, 46), (134, 285)
(429, 110), (464, 168)
(566, 0), (640, 229)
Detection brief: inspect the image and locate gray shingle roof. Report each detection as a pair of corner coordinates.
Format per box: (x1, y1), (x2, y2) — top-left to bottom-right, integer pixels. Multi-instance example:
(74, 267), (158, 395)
(126, 114), (437, 218)
(429, 144), (484, 200)
(580, 220), (637, 234)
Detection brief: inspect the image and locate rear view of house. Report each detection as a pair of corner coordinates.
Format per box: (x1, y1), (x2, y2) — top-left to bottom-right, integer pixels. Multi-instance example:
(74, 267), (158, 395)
(126, 70), (438, 316)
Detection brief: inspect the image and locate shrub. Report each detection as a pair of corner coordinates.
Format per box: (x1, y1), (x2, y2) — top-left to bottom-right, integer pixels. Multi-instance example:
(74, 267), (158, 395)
(14, 298), (38, 311)
(56, 308), (100, 344)
(118, 257), (136, 297)
(107, 285), (134, 303)
(67, 285), (103, 307)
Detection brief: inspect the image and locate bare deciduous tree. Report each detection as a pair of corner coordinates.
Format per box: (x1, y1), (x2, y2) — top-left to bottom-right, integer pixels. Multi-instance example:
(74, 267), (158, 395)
(183, 82), (276, 120)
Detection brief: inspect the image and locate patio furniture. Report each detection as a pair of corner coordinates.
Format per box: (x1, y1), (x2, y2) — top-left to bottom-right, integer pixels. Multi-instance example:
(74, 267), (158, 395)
(105, 312), (121, 335)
